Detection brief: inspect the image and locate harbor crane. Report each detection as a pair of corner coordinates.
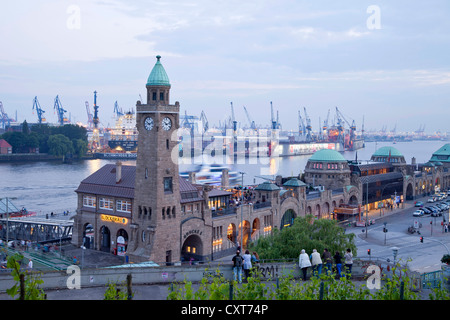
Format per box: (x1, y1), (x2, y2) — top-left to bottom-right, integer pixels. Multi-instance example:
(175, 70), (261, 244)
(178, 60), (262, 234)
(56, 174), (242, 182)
(270, 101), (277, 130)
(200, 110), (209, 133)
(304, 107), (312, 142)
(54, 95), (69, 126)
(323, 109), (330, 132)
(298, 110), (306, 139)
(230, 102), (237, 133)
(92, 91), (99, 129)
(32, 97), (46, 124)
(243, 106), (256, 130)
(113, 101), (124, 118)
(0, 102), (16, 129)
(85, 101), (93, 129)
(335, 107), (357, 148)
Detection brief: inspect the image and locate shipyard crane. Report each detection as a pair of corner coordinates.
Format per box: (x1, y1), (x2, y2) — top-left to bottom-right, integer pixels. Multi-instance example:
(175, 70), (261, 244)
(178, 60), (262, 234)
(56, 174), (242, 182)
(54, 95), (69, 126)
(298, 110), (306, 139)
(113, 101), (124, 118)
(323, 109), (330, 132)
(200, 110), (209, 133)
(181, 110), (195, 132)
(230, 102), (237, 133)
(32, 97), (46, 124)
(304, 107), (312, 142)
(92, 91), (99, 129)
(270, 101), (277, 130)
(243, 106), (256, 130)
(336, 107), (357, 149)
(0, 102), (16, 129)
(85, 101), (93, 129)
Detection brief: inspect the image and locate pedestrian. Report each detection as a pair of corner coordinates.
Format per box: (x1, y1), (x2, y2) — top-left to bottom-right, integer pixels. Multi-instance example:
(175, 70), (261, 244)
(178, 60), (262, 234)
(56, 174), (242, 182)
(322, 248), (332, 275)
(299, 249), (312, 281)
(251, 251), (260, 264)
(243, 250), (252, 281)
(334, 251), (343, 278)
(27, 259), (33, 270)
(344, 248), (353, 277)
(310, 249), (323, 276)
(232, 250), (243, 283)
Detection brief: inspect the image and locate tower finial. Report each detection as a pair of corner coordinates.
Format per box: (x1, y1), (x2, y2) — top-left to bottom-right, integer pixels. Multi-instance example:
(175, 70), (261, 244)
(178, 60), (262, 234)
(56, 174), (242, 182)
(156, 55), (161, 61)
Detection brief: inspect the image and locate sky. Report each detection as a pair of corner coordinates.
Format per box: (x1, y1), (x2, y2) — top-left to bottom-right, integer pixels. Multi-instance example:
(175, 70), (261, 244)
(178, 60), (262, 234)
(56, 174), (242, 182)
(0, 0), (449, 133)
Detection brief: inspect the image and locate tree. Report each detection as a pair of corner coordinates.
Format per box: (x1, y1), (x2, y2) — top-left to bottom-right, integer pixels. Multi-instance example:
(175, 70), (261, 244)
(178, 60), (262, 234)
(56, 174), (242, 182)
(73, 138), (88, 158)
(248, 215), (356, 260)
(47, 134), (74, 157)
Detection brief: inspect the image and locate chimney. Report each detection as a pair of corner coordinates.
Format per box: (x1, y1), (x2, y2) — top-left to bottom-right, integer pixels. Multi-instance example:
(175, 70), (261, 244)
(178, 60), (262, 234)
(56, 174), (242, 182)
(189, 172), (197, 184)
(221, 169), (229, 188)
(116, 161), (122, 184)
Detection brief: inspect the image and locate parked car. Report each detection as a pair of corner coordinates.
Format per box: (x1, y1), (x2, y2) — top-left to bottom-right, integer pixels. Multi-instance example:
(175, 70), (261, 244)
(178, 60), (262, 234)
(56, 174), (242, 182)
(428, 198), (435, 203)
(432, 211), (443, 217)
(415, 201), (424, 207)
(422, 207), (432, 214)
(413, 210), (424, 217)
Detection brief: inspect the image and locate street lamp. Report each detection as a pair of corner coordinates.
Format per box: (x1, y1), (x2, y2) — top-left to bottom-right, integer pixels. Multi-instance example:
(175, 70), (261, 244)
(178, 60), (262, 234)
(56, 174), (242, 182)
(239, 171), (245, 250)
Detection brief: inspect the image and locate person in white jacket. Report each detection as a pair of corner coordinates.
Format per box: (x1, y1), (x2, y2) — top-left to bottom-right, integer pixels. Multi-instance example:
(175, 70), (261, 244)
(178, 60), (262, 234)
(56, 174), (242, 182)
(298, 249), (312, 280)
(310, 249), (323, 276)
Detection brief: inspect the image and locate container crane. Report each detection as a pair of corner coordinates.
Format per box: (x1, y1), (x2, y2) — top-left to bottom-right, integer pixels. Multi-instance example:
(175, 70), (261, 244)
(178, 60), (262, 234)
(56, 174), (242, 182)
(32, 97), (46, 124)
(54, 95), (69, 126)
(335, 107), (357, 149)
(243, 106), (256, 130)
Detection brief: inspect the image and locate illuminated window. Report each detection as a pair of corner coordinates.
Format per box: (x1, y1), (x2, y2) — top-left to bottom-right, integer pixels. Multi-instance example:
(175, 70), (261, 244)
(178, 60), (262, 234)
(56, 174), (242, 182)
(99, 197), (114, 210)
(116, 200), (132, 213)
(83, 196), (96, 208)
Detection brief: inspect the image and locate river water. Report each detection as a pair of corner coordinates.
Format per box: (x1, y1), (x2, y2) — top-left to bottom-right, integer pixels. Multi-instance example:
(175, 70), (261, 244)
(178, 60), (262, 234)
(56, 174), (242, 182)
(0, 140), (447, 216)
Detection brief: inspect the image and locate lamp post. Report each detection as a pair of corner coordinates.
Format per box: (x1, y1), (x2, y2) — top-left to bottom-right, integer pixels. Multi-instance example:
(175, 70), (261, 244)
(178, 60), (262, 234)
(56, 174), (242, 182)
(239, 171), (245, 249)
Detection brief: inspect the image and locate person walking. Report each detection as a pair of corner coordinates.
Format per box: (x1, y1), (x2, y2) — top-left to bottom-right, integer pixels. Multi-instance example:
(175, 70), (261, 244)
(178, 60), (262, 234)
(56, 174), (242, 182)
(299, 249), (312, 281)
(322, 248), (332, 275)
(344, 248), (353, 277)
(232, 250), (244, 283)
(334, 251), (343, 278)
(243, 250), (253, 281)
(310, 249), (323, 276)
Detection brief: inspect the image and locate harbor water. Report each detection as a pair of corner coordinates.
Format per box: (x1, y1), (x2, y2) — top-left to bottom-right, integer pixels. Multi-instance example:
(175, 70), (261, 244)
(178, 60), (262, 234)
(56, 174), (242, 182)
(0, 140), (447, 216)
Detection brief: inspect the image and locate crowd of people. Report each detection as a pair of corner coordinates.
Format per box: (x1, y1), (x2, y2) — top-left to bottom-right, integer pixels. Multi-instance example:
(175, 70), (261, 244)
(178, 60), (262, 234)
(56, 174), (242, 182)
(231, 247), (354, 283)
(299, 248), (353, 280)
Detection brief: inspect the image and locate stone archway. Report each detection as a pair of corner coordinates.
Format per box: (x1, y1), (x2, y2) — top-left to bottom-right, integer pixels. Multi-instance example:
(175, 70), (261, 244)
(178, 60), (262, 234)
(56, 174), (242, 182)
(252, 218), (260, 241)
(238, 221), (251, 249)
(181, 234), (203, 262)
(281, 209), (296, 230)
(100, 226), (111, 253)
(405, 183), (414, 200)
(83, 223), (94, 249)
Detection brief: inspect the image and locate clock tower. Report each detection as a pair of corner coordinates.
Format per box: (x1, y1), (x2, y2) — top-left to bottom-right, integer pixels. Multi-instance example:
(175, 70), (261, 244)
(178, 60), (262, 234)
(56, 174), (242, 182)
(129, 55), (181, 263)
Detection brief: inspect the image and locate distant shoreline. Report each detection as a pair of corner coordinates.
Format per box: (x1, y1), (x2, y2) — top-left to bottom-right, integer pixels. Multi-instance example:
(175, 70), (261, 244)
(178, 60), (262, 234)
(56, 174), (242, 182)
(0, 153), (94, 163)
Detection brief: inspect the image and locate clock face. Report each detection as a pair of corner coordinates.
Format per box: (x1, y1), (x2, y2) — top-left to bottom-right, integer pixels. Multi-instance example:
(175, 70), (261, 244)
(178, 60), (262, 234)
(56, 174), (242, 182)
(162, 117), (172, 131)
(144, 117), (154, 131)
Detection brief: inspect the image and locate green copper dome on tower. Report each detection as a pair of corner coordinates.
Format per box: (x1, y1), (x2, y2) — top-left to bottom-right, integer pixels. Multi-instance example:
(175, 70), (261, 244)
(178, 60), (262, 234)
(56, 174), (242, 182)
(147, 55), (170, 86)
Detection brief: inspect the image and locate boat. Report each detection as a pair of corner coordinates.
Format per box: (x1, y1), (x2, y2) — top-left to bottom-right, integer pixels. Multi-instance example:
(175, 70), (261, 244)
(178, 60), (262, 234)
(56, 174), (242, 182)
(180, 164), (241, 186)
(108, 111), (138, 152)
(0, 199), (36, 218)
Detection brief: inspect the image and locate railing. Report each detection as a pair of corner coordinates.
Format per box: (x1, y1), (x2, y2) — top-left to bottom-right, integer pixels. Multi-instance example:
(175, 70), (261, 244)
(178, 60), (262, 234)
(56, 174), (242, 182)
(253, 201), (272, 210)
(212, 207), (237, 218)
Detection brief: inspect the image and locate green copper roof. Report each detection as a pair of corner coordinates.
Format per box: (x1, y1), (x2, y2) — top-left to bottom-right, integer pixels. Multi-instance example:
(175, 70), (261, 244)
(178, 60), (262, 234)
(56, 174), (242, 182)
(429, 144), (450, 163)
(372, 146), (403, 157)
(283, 178), (306, 187)
(255, 181), (280, 191)
(146, 55), (170, 86)
(309, 149), (346, 162)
